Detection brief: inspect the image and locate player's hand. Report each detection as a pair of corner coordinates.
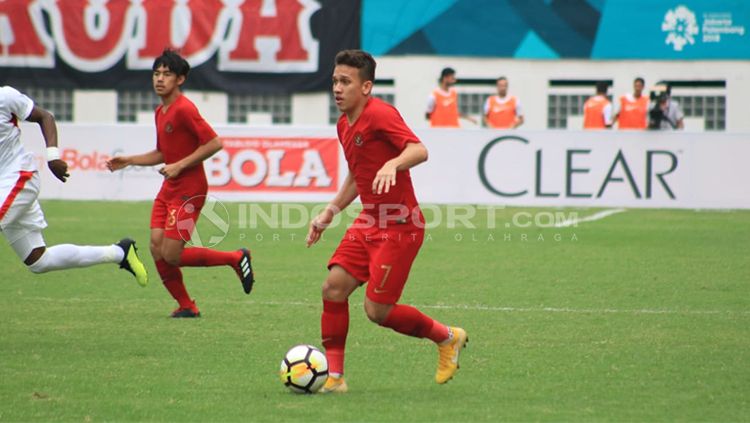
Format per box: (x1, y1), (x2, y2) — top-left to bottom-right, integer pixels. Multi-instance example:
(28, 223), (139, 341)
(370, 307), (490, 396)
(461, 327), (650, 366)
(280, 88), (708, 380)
(48, 159), (69, 182)
(106, 156), (130, 172)
(159, 163), (184, 179)
(373, 161), (397, 195)
(306, 208), (334, 247)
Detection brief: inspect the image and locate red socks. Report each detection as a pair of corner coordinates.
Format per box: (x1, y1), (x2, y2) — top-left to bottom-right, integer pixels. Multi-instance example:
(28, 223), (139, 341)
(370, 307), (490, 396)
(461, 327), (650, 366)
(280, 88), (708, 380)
(180, 247), (239, 267)
(321, 300), (349, 376)
(156, 249), (239, 311)
(320, 300), (451, 376)
(381, 304), (450, 344)
(155, 259), (193, 309)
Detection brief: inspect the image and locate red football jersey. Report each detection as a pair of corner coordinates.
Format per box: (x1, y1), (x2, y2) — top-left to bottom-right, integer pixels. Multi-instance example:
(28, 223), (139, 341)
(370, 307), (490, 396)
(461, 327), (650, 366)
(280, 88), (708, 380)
(155, 94), (217, 199)
(336, 97), (421, 224)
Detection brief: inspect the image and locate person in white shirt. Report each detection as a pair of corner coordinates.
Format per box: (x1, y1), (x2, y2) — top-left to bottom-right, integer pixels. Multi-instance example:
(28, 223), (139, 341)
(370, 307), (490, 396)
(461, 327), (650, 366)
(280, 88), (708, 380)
(0, 86), (147, 284)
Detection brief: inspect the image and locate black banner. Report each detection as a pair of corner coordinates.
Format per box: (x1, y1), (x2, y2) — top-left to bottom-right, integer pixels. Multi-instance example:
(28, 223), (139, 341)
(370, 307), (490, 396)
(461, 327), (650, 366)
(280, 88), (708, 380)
(0, 0), (360, 93)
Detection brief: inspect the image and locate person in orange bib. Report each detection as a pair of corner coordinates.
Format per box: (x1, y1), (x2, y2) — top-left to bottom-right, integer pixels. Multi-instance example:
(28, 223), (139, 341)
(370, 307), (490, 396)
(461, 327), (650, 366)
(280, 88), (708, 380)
(583, 81), (613, 129)
(616, 77), (649, 130)
(483, 76), (524, 129)
(425, 67), (477, 127)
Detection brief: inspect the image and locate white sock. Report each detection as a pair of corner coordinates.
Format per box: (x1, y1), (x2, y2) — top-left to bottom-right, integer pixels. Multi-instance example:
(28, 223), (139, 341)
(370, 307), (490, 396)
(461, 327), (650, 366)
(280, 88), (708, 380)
(28, 244), (124, 273)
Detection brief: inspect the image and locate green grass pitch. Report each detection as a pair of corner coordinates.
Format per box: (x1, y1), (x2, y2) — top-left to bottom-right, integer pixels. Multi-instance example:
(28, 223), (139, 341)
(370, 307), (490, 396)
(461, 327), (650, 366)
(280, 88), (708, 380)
(1, 201), (748, 421)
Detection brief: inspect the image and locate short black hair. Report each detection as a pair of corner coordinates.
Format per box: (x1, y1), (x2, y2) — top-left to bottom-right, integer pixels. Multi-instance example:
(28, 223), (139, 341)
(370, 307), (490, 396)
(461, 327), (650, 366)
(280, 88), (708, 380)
(152, 48), (190, 77)
(440, 67), (456, 81)
(596, 81), (609, 94)
(634, 77), (645, 85)
(334, 49), (376, 82)
(497, 76), (508, 82)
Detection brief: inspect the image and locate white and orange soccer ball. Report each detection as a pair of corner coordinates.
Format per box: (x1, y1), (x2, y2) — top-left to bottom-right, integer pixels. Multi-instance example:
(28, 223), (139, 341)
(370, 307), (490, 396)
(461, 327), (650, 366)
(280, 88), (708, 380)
(279, 345), (329, 394)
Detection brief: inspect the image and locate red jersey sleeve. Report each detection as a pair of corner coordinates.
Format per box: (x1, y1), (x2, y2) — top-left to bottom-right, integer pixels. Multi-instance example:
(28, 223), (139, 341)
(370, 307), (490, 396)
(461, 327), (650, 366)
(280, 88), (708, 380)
(179, 102), (217, 145)
(375, 102), (420, 151)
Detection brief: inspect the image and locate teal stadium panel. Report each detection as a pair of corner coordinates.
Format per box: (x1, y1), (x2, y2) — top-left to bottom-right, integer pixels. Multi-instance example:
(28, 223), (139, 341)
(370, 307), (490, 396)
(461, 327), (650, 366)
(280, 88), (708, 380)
(362, 0), (749, 59)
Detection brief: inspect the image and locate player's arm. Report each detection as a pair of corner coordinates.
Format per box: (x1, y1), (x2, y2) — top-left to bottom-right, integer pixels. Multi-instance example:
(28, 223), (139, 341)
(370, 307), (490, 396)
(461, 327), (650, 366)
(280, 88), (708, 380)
(603, 103), (614, 129)
(159, 137), (222, 179)
(674, 102), (685, 129)
(425, 94), (435, 121)
(513, 100), (525, 128)
(26, 105), (69, 183)
(373, 142), (428, 195)
(107, 149), (164, 172)
(306, 173), (358, 247)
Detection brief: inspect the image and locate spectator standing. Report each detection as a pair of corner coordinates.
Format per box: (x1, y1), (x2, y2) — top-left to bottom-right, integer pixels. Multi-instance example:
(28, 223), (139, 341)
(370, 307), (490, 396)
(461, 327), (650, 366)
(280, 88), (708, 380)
(616, 77), (649, 130)
(483, 77), (524, 129)
(583, 81), (613, 129)
(425, 67), (477, 127)
(648, 84), (684, 130)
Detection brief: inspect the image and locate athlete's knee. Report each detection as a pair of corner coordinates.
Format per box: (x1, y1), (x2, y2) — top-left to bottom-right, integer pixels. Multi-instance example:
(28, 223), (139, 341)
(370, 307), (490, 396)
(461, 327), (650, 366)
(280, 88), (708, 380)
(161, 249), (181, 266)
(23, 246), (45, 266)
(11, 231), (46, 268)
(26, 248), (49, 273)
(322, 279), (348, 301)
(149, 240), (161, 261)
(364, 300), (392, 324)
(321, 266), (358, 301)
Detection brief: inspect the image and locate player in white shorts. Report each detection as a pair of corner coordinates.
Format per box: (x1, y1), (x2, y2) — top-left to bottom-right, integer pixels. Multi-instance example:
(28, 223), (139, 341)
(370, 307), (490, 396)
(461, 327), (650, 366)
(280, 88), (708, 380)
(0, 86), (148, 285)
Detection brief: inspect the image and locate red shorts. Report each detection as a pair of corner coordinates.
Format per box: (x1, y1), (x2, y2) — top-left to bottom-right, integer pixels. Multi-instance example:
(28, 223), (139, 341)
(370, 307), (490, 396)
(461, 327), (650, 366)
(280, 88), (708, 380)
(328, 222), (424, 304)
(150, 194), (205, 241)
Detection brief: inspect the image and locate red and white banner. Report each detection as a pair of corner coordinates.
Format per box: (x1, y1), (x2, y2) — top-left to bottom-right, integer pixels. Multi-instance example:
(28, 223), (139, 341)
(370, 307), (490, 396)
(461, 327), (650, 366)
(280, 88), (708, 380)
(0, 0), (361, 93)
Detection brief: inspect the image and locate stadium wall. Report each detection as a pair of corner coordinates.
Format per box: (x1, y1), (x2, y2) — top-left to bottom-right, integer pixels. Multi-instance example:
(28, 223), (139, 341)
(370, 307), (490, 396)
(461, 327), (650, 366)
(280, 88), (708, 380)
(21, 123), (750, 210)
(61, 58), (749, 131)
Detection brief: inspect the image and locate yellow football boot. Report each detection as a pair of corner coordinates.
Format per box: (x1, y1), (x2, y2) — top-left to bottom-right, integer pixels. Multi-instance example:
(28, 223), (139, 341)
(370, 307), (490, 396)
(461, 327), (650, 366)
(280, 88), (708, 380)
(435, 327), (468, 384)
(319, 375), (348, 393)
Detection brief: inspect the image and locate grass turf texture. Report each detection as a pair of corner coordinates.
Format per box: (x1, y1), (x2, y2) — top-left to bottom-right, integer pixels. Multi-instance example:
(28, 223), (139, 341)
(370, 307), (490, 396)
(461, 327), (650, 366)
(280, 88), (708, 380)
(0, 201), (748, 422)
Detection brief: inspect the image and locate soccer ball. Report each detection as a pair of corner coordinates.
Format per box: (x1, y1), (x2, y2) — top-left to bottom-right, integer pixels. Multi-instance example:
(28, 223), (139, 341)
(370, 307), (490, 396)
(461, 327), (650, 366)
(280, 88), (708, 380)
(279, 345), (329, 394)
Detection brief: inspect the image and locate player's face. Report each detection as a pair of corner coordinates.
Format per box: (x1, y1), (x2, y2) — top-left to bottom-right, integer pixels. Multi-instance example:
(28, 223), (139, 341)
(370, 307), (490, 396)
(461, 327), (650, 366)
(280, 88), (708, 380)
(442, 74), (457, 87)
(332, 65), (372, 114)
(152, 65), (184, 98)
(634, 80), (644, 96)
(497, 79), (508, 96)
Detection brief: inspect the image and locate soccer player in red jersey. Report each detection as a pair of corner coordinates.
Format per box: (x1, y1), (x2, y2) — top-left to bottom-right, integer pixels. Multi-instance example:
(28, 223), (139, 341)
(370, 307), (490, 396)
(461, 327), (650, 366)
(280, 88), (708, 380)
(307, 50), (468, 392)
(107, 49), (254, 318)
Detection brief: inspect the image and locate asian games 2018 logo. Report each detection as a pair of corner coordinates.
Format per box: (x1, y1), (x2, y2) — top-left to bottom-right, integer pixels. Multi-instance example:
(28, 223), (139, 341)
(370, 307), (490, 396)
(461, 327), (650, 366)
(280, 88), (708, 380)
(662, 5), (700, 51)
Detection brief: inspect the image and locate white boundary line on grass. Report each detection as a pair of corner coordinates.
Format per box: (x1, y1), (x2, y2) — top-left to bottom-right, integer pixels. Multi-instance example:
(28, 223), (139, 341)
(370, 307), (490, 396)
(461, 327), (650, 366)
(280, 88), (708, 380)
(249, 300), (750, 317)
(415, 303), (750, 316)
(21, 297), (750, 317)
(554, 208), (626, 228)
(244, 300), (750, 316)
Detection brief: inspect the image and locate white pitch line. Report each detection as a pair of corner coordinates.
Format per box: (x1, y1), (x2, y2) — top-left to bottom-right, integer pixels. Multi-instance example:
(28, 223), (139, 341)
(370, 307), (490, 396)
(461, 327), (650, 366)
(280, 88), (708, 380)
(415, 303), (750, 316)
(554, 208), (626, 228)
(18, 297), (750, 317)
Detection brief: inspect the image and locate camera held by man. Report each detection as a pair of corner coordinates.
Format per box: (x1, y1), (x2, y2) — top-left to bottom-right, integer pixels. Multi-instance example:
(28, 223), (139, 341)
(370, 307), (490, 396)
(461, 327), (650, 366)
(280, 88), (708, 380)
(648, 83), (684, 130)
